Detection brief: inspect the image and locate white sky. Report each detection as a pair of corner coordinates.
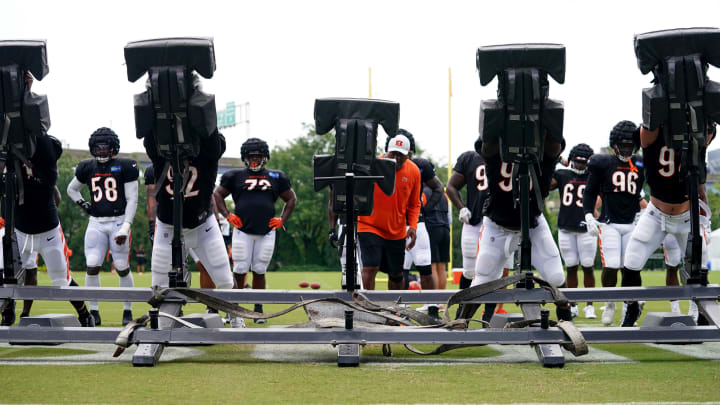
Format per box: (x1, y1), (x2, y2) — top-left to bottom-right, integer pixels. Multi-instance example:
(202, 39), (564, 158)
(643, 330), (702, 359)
(2, 0), (719, 164)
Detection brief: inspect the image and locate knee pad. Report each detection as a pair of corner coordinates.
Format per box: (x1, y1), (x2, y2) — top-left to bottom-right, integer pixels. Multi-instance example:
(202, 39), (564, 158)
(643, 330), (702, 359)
(116, 268), (131, 277)
(416, 265), (432, 276)
(251, 270), (265, 277)
(621, 268), (642, 287)
(462, 257), (476, 279)
(233, 265), (250, 275)
(86, 266), (101, 276)
(388, 273), (404, 283)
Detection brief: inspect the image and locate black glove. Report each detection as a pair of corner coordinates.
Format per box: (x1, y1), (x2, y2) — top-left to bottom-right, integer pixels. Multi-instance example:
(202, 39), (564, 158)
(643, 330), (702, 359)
(77, 200), (92, 215)
(148, 220), (156, 244)
(328, 229), (339, 249)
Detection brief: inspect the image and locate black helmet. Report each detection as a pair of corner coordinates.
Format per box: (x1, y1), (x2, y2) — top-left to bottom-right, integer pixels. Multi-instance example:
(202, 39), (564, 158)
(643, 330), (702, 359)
(385, 128), (416, 154)
(89, 127), (120, 163)
(569, 143), (594, 162)
(241, 138), (269, 172)
(609, 120), (639, 161)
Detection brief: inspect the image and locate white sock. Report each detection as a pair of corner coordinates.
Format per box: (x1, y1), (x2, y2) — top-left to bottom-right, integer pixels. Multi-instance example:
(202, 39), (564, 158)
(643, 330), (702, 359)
(85, 273), (101, 310)
(118, 270), (134, 311)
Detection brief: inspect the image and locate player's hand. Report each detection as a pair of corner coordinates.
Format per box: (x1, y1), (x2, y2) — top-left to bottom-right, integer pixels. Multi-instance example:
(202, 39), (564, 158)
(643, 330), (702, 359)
(328, 229), (339, 248)
(0, 217), (5, 230)
(227, 213), (243, 229)
(406, 228), (417, 250)
(77, 199), (92, 215)
(458, 207), (472, 224)
(148, 220), (155, 245)
(269, 217), (283, 230)
(114, 222), (131, 245)
(583, 213), (600, 237)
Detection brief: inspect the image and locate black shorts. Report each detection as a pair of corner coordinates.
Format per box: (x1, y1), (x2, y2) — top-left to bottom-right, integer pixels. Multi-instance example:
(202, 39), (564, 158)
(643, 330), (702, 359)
(136, 257), (146, 265)
(427, 225), (450, 263)
(357, 232), (405, 276)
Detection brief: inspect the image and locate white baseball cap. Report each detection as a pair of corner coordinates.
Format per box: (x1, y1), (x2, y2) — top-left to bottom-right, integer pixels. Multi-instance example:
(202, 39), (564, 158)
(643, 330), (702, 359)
(387, 134), (410, 155)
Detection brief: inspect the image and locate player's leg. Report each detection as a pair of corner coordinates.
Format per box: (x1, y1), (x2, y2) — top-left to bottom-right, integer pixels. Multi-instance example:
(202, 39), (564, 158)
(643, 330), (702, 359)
(558, 229), (579, 317)
(249, 230), (276, 323)
(578, 231), (598, 318)
(598, 224), (622, 325)
(110, 220), (134, 324)
(432, 225), (450, 290)
(402, 234), (414, 290)
(20, 267), (37, 318)
(622, 209), (666, 327)
(40, 226), (94, 326)
(358, 232), (383, 290)
(190, 217), (233, 290)
(84, 220), (109, 323)
(382, 237), (407, 291)
(530, 215), (571, 321)
(662, 233), (682, 313)
(470, 218), (512, 323)
(412, 223), (434, 290)
(460, 222), (482, 288)
(151, 220), (174, 288)
(231, 228), (253, 289)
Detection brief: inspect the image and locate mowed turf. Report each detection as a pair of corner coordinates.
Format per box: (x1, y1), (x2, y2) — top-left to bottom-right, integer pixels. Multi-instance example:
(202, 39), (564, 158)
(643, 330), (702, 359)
(1, 269), (719, 404)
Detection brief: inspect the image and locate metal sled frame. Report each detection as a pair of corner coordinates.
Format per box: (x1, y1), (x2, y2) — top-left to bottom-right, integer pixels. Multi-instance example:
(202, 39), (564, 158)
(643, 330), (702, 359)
(1, 285), (719, 367)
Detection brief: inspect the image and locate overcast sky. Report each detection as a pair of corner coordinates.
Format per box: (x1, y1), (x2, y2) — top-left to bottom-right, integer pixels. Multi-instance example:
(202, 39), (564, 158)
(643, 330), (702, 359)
(2, 0), (719, 165)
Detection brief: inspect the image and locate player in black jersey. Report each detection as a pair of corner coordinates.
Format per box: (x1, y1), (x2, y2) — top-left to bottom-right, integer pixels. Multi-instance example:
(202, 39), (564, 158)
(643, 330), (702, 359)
(472, 134), (571, 322)
(214, 138), (296, 324)
(144, 126), (234, 294)
(550, 143), (597, 319)
(582, 121), (646, 326)
(67, 128), (138, 326)
(1, 134), (94, 327)
(446, 149), (512, 317)
(621, 123), (715, 326)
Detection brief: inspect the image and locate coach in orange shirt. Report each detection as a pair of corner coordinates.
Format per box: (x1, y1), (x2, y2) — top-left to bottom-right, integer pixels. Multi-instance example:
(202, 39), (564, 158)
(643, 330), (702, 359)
(358, 134), (422, 290)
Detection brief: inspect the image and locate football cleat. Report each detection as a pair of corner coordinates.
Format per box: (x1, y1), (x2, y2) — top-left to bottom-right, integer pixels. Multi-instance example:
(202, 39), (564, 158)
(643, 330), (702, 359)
(584, 305), (597, 319)
(79, 311), (96, 327)
(570, 304), (579, 318)
(254, 304), (267, 324)
(1, 300), (16, 326)
(90, 309), (102, 326)
(427, 305), (441, 323)
(122, 310), (133, 326)
(670, 300), (681, 314)
(230, 317), (246, 328)
(602, 302), (616, 326)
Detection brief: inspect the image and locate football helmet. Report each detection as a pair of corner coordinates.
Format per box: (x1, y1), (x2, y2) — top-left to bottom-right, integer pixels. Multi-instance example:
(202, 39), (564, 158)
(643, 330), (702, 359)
(609, 121), (639, 162)
(241, 138), (270, 172)
(89, 127), (120, 164)
(568, 143), (593, 173)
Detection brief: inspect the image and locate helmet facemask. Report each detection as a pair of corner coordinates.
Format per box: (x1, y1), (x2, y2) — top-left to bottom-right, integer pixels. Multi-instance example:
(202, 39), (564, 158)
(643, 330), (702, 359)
(92, 143), (114, 164)
(613, 141), (635, 162)
(569, 157), (588, 174)
(245, 153), (267, 172)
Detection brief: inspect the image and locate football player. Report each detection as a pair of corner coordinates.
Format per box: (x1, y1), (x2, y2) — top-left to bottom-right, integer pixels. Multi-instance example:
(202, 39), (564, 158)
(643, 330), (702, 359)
(550, 143), (597, 319)
(67, 128), (138, 326)
(144, 121), (234, 298)
(1, 133), (94, 327)
(583, 121), (646, 326)
(620, 122), (715, 327)
(446, 147), (513, 318)
(472, 134), (571, 322)
(213, 138), (297, 323)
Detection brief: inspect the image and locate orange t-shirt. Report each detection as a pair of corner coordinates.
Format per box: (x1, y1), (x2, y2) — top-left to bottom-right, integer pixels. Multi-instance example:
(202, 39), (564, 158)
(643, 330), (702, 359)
(358, 158), (421, 240)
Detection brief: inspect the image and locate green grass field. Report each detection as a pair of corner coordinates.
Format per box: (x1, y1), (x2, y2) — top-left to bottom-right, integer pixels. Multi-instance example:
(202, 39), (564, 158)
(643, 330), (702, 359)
(1, 270), (719, 404)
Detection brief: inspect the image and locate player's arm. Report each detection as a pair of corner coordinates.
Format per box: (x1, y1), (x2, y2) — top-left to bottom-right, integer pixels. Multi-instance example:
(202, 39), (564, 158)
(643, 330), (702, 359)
(213, 185), (232, 218)
(67, 176), (92, 215)
(582, 159), (602, 235)
(115, 180), (138, 244)
(640, 126), (659, 148)
(445, 171), (466, 210)
(424, 176), (444, 208)
(405, 172), (422, 250)
(53, 186), (62, 205)
(549, 177), (559, 191)
(278, 188), (297, 226)
(639, 198), (648, 210)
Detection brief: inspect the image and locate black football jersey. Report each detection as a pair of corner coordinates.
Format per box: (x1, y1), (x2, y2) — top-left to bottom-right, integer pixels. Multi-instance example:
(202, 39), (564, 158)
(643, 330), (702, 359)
(14, 135), (62, 234)
(553, 169), (589, 232)
(643, 135), (688, 203)
(144, 131), (226, 229)
(75, 158), (139, 218)
(483, 154), (556, 230)
(583, 154), (645, 224)
(220, 167), (291, 235)
(453, 151), (488, 226)
(412, 157), (435, 223)
(422, 186), (450, 228)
